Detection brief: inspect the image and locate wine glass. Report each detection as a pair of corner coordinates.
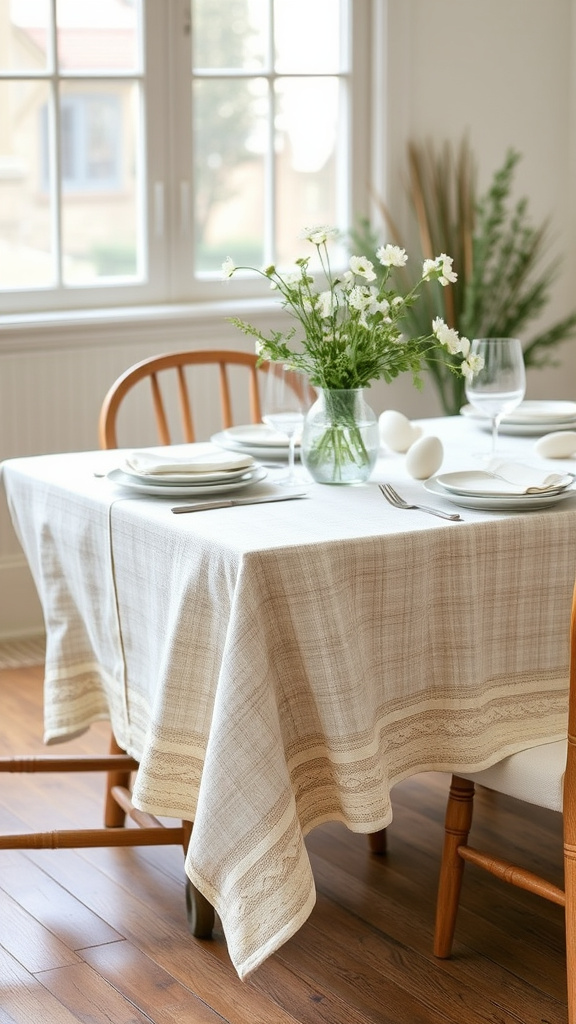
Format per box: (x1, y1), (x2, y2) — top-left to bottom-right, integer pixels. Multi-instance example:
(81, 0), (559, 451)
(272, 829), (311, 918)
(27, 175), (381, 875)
(262, 363), (309, 485)
(465, 338), (526, 457)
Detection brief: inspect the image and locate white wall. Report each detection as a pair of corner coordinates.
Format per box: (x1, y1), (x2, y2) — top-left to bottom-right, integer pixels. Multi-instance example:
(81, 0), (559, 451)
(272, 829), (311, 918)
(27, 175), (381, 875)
(1, 0), (575, 638)
(382, 0), (576, 403)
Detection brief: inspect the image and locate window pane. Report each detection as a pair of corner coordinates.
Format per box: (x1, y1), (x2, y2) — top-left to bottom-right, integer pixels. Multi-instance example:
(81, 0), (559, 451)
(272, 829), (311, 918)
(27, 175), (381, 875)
(192, 0), (267, 71)
(0, 80), (55, 289)
(275, 77), (339, 264)
(0, 0), (51, 72)
(60, 81), (141, 284)
(193, 77), (267, 272)
(274, 0), (341, 73)
(56, 0), (139, 73)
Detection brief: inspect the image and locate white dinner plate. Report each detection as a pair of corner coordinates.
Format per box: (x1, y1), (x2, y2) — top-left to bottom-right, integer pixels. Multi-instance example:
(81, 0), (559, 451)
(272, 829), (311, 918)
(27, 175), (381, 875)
(434, 470), (575, 498)
(222, 424), (292, 448)
(460, 402), (576, 436)
(118, 463), (256, 486)
(211, 430), (298, 461)
(461, 400), (576, 423)
(107, 465), (267, 496)
(424, 476), (576, 511)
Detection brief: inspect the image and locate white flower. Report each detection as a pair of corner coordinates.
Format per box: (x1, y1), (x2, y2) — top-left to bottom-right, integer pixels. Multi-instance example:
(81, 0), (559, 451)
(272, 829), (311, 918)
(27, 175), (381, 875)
(318, 290), (336, 318)
(348, 285), (375, 312)
(376, 244), (408, 268)
(282, 265), (304, 286)
(349, 256), (376, 282)
(254, 339), (266, 357)
(337, 269), (355, 290)
(461, 353), (485, 379)
(459, 336), (470, 358)
(302, 224), (339, 245)
(438, 253), (457, 285)
(367, 297), (390, 317)
(432, 317), (462, 354)
(222, 257), (235, 279)
(423, 253), (458, 286)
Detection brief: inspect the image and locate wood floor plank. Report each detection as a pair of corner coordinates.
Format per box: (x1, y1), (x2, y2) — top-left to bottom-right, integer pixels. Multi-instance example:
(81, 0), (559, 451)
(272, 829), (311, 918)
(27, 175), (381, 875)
(83, 939), (254, 1023)
(37, 960), (156, 1023)
(0, 856), (121, 950)
(0, 887), (80, 974)
(0, 946), (81, 1024)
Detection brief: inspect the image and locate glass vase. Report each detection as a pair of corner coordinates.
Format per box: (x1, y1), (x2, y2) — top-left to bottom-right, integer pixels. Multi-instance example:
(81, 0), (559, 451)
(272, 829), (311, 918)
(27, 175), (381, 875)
(301, 388), (379, 484)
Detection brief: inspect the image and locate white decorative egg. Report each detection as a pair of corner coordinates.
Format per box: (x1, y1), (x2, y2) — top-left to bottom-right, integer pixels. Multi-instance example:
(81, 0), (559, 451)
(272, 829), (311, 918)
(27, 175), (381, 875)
(379, 409), (423, 453)
(534, 431), (576, 459)
(405, 435), (444, 480)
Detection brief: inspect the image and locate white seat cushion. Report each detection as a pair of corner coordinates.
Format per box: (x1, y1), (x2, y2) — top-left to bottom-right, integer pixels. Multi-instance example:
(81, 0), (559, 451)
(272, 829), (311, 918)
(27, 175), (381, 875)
(458, 739), (566, 813)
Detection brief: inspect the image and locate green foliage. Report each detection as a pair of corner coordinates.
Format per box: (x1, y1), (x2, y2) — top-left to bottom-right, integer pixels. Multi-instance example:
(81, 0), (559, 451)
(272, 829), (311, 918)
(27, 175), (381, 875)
(356, 139), (576, 414)
(225, 231), (469, 391)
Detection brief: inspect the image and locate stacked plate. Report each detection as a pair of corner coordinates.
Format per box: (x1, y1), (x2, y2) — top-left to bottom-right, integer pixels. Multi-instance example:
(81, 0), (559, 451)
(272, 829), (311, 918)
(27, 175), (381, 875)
(211, 424), (297, 460)
(107, 444), (267, 497)
(460, 400), (576, 436)
(424, 469), (576, 511)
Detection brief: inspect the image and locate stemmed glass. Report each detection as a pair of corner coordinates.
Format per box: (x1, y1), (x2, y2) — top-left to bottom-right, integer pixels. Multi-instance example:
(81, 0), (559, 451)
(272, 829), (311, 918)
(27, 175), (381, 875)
(262, 363), (309, 485)
(465, 338), (526, 457)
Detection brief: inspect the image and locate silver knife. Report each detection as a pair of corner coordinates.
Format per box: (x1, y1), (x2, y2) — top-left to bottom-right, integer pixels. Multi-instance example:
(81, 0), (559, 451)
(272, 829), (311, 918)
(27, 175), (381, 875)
(171, 492), (308, 514)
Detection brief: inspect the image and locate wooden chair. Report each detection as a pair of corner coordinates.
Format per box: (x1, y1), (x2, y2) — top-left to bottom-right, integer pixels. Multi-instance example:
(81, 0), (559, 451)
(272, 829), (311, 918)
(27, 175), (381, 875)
(98, 348), (269, 448)
(434, 578), (576, 1021)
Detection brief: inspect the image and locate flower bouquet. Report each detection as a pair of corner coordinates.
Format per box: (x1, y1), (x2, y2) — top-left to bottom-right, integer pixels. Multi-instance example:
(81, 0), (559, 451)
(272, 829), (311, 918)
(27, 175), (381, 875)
(223, 227), (481, 482)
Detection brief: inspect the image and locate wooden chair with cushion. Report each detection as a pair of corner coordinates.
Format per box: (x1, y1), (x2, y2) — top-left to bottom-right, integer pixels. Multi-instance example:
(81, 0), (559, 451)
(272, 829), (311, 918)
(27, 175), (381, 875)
(434, 578), (576, 1020)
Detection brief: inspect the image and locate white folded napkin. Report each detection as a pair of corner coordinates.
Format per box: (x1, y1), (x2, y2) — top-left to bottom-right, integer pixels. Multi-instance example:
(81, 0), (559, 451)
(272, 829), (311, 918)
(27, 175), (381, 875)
(485, 458), (573, 493)
(122, 443), (254, 476)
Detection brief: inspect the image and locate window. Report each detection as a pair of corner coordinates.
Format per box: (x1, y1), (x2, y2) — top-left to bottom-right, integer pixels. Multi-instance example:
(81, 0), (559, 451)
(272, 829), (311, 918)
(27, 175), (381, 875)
(0, 0), (370, 314)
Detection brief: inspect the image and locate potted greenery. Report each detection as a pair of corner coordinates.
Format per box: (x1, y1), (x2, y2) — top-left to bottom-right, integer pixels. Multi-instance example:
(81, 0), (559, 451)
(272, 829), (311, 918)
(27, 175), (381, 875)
(355, 138), (576, 415)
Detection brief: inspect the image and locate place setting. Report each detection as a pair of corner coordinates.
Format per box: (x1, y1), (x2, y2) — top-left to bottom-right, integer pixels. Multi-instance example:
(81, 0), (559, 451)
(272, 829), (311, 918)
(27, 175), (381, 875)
(424, 460), (576, 511)
(105, 442), (268, 497)
(461, 399), (576, 436)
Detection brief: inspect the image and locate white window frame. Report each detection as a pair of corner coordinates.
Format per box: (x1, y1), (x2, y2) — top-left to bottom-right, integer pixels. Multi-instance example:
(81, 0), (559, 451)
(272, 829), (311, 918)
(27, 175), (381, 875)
(0, 0), (373, 320)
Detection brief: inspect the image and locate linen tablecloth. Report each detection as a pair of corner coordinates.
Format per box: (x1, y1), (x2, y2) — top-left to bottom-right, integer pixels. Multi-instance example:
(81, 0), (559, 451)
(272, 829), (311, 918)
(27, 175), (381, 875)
(2, 416), (575, 978)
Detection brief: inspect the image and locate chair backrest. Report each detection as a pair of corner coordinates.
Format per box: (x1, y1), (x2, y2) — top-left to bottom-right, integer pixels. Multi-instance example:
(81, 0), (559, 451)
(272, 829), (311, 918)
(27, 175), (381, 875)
(98, 349), (268, 449)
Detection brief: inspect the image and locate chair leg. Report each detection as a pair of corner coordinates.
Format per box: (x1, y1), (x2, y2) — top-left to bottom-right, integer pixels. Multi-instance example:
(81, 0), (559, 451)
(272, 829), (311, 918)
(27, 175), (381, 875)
(434, 775), (475, 958)
(564, 841), (576, 1024)
(564, 737), (576, 1023)
(368, 828), (387, 855)
(104, 733), (134, 827)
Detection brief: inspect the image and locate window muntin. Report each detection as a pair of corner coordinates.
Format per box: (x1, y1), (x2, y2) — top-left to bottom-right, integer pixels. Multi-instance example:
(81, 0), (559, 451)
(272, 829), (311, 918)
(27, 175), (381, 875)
(0, 0), (364, 313)
(191, 0), (349, 277)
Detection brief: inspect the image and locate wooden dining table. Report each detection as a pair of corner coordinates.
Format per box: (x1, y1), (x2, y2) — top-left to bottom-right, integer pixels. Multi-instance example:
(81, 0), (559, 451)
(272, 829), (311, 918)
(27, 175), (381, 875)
(2, 415), (575, 979)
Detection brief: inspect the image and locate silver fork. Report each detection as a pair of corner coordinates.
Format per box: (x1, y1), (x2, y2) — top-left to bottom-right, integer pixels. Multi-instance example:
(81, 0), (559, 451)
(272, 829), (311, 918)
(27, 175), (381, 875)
(379, 483), (463, 522)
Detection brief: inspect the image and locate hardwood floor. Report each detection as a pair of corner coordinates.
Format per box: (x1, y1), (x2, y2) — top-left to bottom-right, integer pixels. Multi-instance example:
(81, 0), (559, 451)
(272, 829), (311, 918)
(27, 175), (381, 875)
(0, 664), (568, 1023)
